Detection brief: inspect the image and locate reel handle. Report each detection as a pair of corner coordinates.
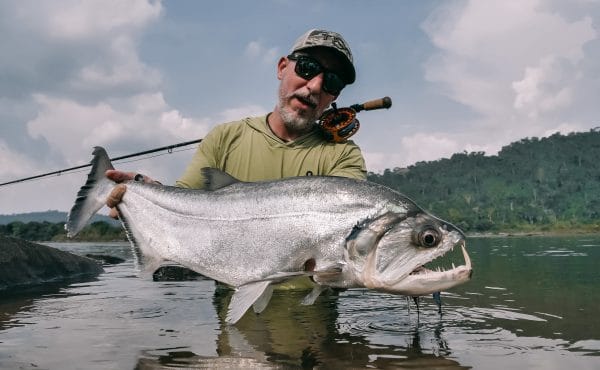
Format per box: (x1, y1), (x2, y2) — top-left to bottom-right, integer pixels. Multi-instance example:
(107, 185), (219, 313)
(352, 96), (392, 112)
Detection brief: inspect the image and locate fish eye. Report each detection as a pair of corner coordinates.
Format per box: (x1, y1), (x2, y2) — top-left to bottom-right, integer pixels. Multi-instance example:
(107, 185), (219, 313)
(416, 226), (441, 248)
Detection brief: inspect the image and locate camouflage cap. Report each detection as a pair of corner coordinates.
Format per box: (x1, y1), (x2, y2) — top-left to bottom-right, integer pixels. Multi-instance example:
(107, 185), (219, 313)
(291, 29), (356, 84)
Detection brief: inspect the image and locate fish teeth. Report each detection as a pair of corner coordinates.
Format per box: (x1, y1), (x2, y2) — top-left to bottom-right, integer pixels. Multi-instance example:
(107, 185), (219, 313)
(452, 263), (456, 269)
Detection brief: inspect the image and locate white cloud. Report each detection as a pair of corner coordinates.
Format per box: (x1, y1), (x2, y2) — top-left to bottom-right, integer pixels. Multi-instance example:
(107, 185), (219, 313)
(38, 0), (162, 41)
(0, 0), (200, 174)
(26, 93), (210, 165)
(218, 104), (269, 123)
(399, 132), (462, 164)
(542, 122), (583, 137)
(245, 40), (279, 64)
(512, 56), (575, 119)
(72, 36), (162, 91)
(422, 0), (597, 140)
(159, 108), (211, 140)
(0, 140), (40, 179)
(364, 132), (467, 173)
(363, 151), (406, 173)
(1, 0), (164, 99)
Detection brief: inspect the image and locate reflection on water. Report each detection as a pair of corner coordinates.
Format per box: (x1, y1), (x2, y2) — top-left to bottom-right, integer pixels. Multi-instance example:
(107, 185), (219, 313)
(0, 236), (598, 369)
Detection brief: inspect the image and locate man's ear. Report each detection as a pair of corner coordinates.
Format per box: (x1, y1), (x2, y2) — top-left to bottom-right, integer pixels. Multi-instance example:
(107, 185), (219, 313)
(277, 57), (288, 80)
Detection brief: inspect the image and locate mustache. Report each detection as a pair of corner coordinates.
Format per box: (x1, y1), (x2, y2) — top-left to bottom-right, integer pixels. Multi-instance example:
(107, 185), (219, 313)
(290, 91), (319, 108)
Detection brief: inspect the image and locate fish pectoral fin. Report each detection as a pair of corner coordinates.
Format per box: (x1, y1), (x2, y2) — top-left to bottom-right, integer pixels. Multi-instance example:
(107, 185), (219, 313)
(252, 285), (274, 314)
(256, 271), (309, 282)
(226, 271), (315, 324)
(301, 285), (329, 306)
(226, 280), (272, 324)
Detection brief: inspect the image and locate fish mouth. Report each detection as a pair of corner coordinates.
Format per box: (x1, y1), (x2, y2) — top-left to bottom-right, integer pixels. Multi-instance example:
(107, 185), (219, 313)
(394, 241), (473, 295)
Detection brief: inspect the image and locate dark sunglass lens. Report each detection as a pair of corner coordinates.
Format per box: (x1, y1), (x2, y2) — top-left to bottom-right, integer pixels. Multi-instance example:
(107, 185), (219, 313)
(290, 55), (345, 95)
(323, 73), (345, 95)
(295, 58), (321, 80)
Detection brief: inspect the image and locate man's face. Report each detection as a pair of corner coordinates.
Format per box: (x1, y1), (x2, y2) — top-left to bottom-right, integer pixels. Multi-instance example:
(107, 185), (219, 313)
(276, 47), (346, 135)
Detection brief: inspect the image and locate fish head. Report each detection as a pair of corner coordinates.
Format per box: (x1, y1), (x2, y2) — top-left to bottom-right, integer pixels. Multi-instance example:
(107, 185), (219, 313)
(342, 209), (472, 296)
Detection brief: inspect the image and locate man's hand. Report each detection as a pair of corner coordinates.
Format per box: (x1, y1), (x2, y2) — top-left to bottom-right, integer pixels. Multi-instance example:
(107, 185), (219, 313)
(106, 170), (158, 219)
(106, 170), (137, 184)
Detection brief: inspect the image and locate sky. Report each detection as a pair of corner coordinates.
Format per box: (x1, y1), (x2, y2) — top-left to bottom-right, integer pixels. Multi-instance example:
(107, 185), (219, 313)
(1, 0), (599, 215)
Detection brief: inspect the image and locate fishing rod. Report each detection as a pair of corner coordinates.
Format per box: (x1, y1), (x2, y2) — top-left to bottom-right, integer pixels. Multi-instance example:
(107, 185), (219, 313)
(2, 96), (392, 188)
(0, 139), (203, 187)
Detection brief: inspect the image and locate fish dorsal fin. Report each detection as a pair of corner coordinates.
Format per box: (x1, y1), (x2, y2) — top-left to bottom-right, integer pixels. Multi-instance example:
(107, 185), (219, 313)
(201, 167), (241, 190)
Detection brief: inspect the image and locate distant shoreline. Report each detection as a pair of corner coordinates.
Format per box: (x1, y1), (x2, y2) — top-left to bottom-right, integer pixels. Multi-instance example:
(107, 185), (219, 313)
(467, 229), (600, 238)
(3, 218), (598, 243)
(41, 229), (600, 243)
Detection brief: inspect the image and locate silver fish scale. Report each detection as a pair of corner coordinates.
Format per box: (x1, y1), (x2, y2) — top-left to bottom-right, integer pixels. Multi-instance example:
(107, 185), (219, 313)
(119, 176), (418, 287)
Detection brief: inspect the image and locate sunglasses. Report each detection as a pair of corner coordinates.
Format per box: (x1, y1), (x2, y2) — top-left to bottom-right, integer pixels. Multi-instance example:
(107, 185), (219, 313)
(287, 54), (346, 96)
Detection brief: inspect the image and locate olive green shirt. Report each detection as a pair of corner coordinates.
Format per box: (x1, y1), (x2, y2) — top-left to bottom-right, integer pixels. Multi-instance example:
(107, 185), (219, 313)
(176, 115), (367, 188)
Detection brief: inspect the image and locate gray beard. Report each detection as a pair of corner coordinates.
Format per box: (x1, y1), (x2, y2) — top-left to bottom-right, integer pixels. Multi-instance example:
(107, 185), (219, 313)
(277, 90), (319, 135)
(278, 106), (315, 134)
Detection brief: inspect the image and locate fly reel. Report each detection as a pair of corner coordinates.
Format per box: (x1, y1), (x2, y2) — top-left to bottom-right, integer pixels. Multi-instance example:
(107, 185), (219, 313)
(317, 96), (392, 143)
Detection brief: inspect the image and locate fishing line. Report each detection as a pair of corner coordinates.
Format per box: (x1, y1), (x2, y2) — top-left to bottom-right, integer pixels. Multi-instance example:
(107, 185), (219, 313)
(2, 97), (393, 188)
(114, 147), (196, 166)
(0, 139), (202, 188)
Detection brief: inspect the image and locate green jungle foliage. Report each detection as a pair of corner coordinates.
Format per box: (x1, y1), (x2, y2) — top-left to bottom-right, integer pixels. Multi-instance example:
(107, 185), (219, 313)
(367, 130), (600, 233)
(0, 221), (126, 242)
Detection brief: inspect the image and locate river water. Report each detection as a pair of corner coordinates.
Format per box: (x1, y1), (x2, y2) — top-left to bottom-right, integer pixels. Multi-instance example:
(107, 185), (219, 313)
(0, 235), (598, 369)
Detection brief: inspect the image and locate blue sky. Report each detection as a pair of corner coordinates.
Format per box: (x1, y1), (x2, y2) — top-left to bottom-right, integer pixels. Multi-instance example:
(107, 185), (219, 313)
(1, 0), (599, 214)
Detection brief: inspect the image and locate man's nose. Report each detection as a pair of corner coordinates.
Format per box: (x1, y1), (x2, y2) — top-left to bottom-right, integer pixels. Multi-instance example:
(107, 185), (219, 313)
(305, 72), (325, 93)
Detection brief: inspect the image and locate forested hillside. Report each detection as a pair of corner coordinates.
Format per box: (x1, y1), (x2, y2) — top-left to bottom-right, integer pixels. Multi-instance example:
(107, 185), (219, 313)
(0, 220), (125, 242)
(0, 211), (118, 225)
(368, 129), (600, 232)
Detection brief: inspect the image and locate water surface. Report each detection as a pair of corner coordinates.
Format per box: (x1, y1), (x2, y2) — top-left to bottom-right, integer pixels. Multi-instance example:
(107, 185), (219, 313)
(0, 236), (598, 369)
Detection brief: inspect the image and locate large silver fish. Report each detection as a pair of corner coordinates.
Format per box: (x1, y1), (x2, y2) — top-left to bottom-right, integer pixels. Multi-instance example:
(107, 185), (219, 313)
(66, 147), (472, 324)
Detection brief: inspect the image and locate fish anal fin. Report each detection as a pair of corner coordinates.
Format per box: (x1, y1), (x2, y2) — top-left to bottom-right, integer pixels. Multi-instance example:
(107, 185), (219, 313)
(301, 285), (328, 306)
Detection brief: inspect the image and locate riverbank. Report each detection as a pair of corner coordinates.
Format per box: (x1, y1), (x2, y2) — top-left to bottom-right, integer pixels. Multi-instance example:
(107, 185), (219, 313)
(467, 225), (600, 238)
(0, 235), (104, 291)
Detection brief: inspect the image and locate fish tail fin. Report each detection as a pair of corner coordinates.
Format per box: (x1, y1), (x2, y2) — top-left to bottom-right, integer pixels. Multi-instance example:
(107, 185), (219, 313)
(65, 146), (115, 237)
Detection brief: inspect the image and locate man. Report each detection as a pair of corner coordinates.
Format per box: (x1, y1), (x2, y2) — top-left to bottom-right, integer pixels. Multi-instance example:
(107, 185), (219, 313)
(106, 29), (366, 204)
(106, 29), (367, 292)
